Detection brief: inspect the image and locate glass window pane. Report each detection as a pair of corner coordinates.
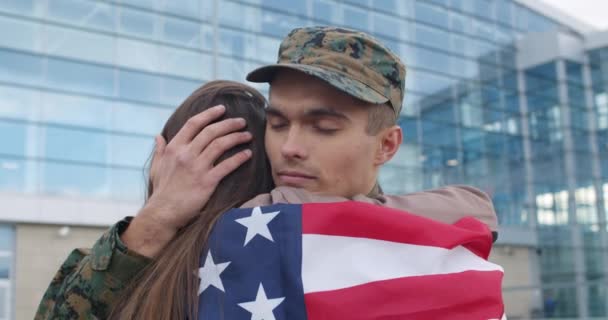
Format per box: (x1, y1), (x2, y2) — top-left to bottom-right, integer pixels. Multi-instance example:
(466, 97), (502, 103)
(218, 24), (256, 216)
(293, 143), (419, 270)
(218, 1), (260, 30)
(162, 17), (203, 49)
(496, 0), (513, 26)
(0, 120), (26, 157)
(344, 5), (369, 31)
(110, 135), (153, 167)
(199, 0), (215, 20)
(159, 47), (211, 80)
(260, 11), (304, 38)
(0, 0), (41, 17)
(119, 0), (154, 10)
(398, 117), (418, 144)
(0, 15), (42, 53)
(160, 78), (200, 107)
(473, 0), (493, 20)
(41, 92), (111, 129)
(0, 225), (13, 251)
(118, 7), (156, 39)
(566, 61), (584, 86)
(421, 120), (458, 147)
(44, 127), (107, 164)
(42, 162), (109, 197)
(450, 11), (471, 35)
(119, 70), (161, 104)
(0, 257), (9, 278)
(0, 50), (44, 86)
(47, 0), (116, 32)
(420, 98), (456, 124)
(110, 167), (146, 201)
(408, 69), (455, 95)
(344, 0), (369, 7)
(372, 0), (397, 13)
(313, 0), (339, 23)
(256, 35), (280, 64)
(0, 158), (28, 192)
(46, 25), (114, 65)
(218, 28), (256, 58)
(261, 0), (306, 15)
(415, 24), (450, 50)
(46, 58), (115, 96)
(161, 0), (200, 19)
(414, 1), (448, 29)
(373, 12), (402, 39)
(112, 103), (171, 135)
(218, 57), (248, 82)
(116, 38), (159, 73)
(0, 85), (40, 121)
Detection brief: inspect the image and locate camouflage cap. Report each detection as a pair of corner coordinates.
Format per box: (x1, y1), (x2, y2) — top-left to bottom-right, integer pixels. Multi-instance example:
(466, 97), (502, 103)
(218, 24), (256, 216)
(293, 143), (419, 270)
(247, 26), (406, 115)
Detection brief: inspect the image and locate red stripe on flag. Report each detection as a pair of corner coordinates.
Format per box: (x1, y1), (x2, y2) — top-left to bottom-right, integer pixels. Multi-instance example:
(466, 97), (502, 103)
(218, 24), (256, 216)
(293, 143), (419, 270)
(302, 202), (493, 259)
(304, 270), (504, 320)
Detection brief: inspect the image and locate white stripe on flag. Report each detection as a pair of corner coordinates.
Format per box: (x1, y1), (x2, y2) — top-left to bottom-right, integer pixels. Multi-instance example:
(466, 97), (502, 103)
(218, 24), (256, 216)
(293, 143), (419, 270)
(302, 234), (503, 293)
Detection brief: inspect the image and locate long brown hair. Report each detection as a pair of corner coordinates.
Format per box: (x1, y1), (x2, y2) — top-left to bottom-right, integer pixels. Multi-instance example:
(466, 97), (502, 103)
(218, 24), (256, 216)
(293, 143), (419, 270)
(110, 80), (274, 319)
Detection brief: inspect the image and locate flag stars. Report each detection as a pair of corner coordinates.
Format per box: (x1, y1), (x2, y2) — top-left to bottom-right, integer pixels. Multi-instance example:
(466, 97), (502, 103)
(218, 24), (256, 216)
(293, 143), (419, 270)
(235, 207), (280, 246)
(238, 283), (285, 320)
(198, 251), (231, 295)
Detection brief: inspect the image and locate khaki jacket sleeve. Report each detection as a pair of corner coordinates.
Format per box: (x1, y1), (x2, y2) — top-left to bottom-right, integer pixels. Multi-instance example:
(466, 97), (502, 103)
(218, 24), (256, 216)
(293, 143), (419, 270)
(34, 217), (152, 320)
(379, 185), (498, 232)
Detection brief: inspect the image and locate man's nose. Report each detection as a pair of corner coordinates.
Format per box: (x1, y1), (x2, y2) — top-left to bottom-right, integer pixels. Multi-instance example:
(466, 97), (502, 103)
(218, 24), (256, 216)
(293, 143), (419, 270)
(280, 127), (308, 160)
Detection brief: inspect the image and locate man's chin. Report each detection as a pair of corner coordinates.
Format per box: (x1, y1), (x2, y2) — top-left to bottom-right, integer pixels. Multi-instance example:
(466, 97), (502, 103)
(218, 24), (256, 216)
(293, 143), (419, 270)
(275, 175), (316, 189)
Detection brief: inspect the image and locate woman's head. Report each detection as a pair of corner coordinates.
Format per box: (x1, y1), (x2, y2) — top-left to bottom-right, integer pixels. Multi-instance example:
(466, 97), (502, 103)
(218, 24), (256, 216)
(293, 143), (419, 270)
(111, 80), (273, 320)
(148, 80), (273, 204)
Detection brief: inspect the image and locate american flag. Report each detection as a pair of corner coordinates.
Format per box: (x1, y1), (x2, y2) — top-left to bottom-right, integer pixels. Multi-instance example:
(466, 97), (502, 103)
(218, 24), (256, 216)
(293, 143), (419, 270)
(197, 201), (505, 320)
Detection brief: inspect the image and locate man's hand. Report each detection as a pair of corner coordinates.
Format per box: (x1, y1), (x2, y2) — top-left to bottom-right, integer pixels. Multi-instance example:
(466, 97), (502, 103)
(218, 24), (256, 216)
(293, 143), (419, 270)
(121, 105), (253, 258)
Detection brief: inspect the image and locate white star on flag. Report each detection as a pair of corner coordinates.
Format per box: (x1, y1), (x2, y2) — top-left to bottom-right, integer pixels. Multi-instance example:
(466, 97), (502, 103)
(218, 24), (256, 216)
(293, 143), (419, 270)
(235, 207), (280, 246)
(238, 283), (285, 320)
(198, 251), (231, 295)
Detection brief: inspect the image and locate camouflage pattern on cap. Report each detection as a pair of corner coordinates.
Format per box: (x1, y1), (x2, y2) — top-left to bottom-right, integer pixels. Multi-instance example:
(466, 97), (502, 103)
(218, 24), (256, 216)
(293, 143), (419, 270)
(247, 26), (406, 115)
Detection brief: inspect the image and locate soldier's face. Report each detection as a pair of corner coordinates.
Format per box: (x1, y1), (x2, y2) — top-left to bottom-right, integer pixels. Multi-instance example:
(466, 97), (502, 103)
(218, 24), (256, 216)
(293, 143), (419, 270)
(265, 70), (382, 198)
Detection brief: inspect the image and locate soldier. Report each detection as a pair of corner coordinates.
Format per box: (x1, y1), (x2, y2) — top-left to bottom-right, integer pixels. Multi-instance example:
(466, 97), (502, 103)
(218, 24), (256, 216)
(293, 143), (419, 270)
(36, 27), (498, 319)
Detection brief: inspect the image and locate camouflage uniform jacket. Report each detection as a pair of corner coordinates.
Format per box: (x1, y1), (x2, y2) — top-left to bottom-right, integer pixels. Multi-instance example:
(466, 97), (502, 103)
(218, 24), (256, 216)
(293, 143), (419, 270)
(34, 217), (151, 319)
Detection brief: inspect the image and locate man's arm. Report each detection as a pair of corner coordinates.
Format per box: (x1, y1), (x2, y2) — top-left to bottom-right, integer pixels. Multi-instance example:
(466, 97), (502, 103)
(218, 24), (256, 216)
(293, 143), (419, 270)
(35, 106), (255, 317)
(34, 218), (151, 319)
(380, 185), (498, 235)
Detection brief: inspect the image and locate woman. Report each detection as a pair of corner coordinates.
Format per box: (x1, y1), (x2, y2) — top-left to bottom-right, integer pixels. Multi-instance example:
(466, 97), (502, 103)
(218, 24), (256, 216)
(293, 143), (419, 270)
(35, 80), (274, 320)
(109, 81), (275, 319)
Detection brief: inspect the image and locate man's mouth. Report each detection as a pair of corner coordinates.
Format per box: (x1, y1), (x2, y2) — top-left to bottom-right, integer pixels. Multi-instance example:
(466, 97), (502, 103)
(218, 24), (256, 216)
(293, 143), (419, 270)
(276, 170), (316, 186)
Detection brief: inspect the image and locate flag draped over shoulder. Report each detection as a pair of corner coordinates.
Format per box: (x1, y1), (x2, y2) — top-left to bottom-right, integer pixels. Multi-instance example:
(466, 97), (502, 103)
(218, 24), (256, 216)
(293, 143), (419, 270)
(197, 201), (505, 320)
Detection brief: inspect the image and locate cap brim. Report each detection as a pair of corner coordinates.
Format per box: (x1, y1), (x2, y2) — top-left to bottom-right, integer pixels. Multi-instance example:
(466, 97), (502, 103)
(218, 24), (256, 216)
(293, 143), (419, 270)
(247, 63), (388, 105)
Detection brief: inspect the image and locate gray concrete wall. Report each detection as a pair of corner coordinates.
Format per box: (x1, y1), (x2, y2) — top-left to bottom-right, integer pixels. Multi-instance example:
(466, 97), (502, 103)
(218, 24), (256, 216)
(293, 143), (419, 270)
(491, 245), (541, 319)
(14, 223), (105, 320)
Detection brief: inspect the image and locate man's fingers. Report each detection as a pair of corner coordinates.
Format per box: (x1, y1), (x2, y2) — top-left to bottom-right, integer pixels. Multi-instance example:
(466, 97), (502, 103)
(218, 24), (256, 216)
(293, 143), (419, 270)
(206, 149), (252, 185)
(155, 135), (166, 156)
(190, 118), (247, 154)
(197, 131), (252, 165)
(170, 105), (226, 146)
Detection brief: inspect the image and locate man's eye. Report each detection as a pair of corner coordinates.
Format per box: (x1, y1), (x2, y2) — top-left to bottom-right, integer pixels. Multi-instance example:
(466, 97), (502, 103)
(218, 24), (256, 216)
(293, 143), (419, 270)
(268, 119), (288, 130)
(314, 125), (339, 134)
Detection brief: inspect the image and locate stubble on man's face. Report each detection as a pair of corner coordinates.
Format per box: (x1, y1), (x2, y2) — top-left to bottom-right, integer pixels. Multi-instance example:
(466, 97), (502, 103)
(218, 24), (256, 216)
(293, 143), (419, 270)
(264, 70), (380, 198)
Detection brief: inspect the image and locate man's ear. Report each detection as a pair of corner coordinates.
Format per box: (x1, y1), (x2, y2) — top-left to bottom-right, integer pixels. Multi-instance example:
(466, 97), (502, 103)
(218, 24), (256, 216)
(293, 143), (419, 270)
(374, 125), (402, 166)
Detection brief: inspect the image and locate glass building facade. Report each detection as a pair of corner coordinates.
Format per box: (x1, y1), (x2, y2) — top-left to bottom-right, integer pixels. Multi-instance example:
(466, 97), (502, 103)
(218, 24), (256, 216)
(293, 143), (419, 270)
(0, 0), (606, 318)
(0, 226), (14, 320)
